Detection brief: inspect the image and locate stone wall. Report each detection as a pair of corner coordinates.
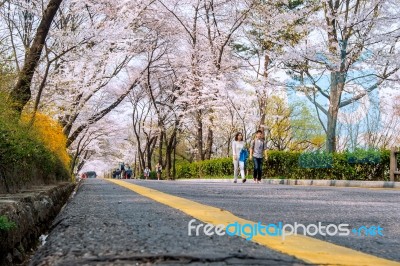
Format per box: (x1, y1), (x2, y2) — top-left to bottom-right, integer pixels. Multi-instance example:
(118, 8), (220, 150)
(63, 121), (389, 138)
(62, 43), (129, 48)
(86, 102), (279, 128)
(0, 182), (76, 265)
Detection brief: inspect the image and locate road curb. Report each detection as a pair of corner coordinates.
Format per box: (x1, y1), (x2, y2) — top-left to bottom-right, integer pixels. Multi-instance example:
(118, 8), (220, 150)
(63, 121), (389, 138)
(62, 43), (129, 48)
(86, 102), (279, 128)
(176, 178), (400, 188)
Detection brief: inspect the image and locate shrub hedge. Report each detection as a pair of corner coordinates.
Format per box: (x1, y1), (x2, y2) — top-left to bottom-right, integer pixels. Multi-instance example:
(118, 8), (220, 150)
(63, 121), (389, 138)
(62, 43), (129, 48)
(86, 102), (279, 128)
(175, 150), (390, 181)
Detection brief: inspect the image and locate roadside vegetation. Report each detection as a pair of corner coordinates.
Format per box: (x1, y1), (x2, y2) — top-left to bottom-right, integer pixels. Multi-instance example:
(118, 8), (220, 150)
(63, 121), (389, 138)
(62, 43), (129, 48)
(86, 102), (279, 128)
(0, 92), (70, 193)
(0, 215), (16, 231)
(175, 150), (390, 181)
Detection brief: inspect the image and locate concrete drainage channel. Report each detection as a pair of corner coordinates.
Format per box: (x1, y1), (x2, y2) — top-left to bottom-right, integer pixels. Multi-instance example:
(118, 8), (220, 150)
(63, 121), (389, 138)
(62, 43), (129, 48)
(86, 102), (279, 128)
(0, 182), (77, 265)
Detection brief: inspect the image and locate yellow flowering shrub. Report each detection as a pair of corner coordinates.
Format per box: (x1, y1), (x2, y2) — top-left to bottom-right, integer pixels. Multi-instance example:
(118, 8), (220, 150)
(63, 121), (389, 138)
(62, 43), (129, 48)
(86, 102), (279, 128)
(22, 113), (70, 169)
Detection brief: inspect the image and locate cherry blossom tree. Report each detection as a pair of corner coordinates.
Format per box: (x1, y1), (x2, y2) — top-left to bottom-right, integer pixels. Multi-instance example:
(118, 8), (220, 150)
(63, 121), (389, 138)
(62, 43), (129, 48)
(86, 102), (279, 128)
(284, 0), (400, 152)
(9, 0), (64, 113)
(156, 0), (257, 160)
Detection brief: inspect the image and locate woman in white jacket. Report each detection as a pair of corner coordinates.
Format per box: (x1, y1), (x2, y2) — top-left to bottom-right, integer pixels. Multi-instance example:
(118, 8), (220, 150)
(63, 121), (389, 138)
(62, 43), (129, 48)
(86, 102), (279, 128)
(232, 132), (246, 183)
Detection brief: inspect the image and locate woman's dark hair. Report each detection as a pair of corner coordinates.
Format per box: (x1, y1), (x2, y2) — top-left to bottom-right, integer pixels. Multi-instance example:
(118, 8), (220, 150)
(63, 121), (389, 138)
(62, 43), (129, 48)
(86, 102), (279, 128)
(256, 130), (263, 134)
(234, 132), (243, 141)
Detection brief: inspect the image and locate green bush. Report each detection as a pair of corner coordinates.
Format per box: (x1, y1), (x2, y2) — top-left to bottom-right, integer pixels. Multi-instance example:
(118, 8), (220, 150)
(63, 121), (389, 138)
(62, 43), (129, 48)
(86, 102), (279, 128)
(0, 215), (16, 231)
(0, 93), (70, 192)
(176, 158), (235, 179)
(299, 151), (333, 168)
(176, 150), (390, 181)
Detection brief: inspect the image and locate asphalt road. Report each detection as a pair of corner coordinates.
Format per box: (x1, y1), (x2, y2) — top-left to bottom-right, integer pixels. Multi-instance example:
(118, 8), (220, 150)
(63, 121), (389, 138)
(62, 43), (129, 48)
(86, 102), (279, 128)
(30, 178), (400, 265)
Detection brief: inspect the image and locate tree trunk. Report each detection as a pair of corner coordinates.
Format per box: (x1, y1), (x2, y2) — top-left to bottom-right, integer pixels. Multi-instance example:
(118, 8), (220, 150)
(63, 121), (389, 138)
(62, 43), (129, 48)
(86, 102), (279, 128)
(165, 120), (179, 179)
(158, 129), (164, 165)
(259, 111), (266, 132)
(204, 126), (213, 160)
(165, 130), (176, 179)
(76, 150), (90, 173)
(138, 148), (145, 174)
(9, 0), (63, 113)
(146, 136), (157, 170)
(165, 150), (171, 179)
(258, 54), (270, 131)
(323, 1), (341, 153)
(70, 151), (79, 175)
(196, 111), (204, 161)
(165, 140), (172, 179)
(29, 56), (51, 126)
(326, 72), (344, 153)
(227, 136), (232, 157)
(172, 136), (177, 179)
(146, 148), (152, 170)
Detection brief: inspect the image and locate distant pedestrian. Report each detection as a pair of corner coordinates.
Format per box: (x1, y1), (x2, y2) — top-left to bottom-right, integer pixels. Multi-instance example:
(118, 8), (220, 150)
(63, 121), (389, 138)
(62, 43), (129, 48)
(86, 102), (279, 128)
(156, 163), (162, 180)
(115, 169), (121, 179)
(126, 166), (133, 179)
(144, 166), (150, 180)
(249, 130), (267, 184)
(232, 132), (247, 183)
(120, 162), (125, 179)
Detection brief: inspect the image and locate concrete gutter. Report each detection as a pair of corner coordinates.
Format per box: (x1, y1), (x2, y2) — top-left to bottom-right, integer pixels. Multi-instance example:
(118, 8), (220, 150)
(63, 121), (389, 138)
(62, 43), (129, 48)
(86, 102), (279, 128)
(0, 182), (76, 265)
(176, 178), (400, 189)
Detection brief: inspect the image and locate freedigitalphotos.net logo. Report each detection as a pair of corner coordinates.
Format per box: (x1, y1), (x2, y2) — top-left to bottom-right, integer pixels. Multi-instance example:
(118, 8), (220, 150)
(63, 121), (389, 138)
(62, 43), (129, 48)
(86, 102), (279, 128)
(188, 219), (384, 241)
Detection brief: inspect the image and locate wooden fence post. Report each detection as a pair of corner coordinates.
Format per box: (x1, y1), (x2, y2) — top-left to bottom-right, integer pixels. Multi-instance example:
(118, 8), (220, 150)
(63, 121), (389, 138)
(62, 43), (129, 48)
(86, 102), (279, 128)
(390, 148), (399, 182)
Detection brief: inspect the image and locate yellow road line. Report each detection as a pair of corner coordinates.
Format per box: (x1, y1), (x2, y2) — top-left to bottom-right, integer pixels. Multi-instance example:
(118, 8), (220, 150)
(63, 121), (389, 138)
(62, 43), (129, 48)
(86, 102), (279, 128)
(107, 179), (400, 266)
